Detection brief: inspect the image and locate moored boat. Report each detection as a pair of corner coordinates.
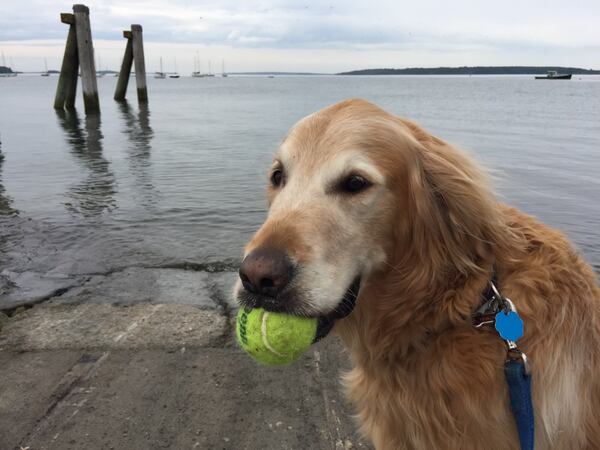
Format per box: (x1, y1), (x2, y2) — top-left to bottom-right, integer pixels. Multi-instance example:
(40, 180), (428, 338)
(221, 59), (228, 77)
(535, 70), (572, 80)
(169, 58), (180, 78)
(41, 59), (50, 76)
(155, 57), (166, 79)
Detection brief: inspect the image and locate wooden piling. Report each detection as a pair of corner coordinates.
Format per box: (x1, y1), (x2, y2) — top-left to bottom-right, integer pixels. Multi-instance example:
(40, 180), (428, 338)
(54, 14), (79, 110)
(73, 4), (100, 114)
(114, 31), (133, 101)
(114, 25), (148, 103)
(131, 25), (148, 103)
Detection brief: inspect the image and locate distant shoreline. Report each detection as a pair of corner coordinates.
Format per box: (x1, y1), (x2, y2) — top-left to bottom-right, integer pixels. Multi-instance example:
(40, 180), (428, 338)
(338, 66), (600, 75)
(5, 67), (600, 76)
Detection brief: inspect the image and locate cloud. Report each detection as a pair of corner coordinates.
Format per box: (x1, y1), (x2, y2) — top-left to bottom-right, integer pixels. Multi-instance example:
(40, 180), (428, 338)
(2, 0), (600, 47)
(1, 0), (599, 71)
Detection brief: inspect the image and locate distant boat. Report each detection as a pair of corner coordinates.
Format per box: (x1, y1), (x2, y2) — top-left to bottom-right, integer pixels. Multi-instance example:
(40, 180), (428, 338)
(535, 70), (572, 80)
(204, 60), (215, 77)
(169, 58), (180, 78)
(192, 52), (206, 77)
(194, 60), (215, 78)
(155, 57), (166, 79)
(41, 58), (50, 76)
(222, 59), (228, 77)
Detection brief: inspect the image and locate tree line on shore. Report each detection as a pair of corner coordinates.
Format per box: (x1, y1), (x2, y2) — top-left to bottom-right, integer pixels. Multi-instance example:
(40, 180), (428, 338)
(338, 66), (600, 75)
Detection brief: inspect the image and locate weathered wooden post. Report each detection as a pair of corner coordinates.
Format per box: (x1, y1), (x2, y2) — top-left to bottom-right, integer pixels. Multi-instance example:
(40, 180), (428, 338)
(54, 4), (100, 113)
(114, 25), (148, 103)
(54, 13), (79, 110)
(114, 31), (134, 101)
(73, 4), (100, 114)
(131, 25), (148, 103)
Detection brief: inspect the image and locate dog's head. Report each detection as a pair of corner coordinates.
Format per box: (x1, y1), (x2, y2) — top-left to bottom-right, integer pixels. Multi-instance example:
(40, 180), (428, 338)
(235, 99), (504, 320)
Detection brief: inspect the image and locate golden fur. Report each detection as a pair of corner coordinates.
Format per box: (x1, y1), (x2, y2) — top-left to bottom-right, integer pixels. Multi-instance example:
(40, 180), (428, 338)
(239, 99), (600, 449)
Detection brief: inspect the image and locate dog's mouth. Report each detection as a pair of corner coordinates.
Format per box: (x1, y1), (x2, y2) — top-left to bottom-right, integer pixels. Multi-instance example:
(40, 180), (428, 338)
(313, 276), (361, 341)
(328, 276), (362, 319)
(237, 273), (360, 343)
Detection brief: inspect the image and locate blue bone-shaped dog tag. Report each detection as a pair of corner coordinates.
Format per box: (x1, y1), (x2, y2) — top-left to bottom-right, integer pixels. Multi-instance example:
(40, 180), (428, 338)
(495, 310), (524, 342)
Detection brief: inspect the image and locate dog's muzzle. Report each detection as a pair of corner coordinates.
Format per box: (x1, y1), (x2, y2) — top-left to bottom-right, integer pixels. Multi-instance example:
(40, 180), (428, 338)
(237, 246), (361, 338)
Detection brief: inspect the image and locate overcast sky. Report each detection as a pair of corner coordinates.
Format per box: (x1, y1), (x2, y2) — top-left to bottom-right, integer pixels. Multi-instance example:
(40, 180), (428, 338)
(1, 0), (599, 73)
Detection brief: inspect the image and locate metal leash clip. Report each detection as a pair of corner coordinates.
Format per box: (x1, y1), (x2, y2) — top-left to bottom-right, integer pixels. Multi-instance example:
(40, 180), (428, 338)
(472, 281), (503, 328)
(472, 280), (530, 374)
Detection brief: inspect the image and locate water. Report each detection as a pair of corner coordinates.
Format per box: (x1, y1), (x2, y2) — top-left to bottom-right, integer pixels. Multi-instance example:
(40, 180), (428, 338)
(1, 75), (599, 306)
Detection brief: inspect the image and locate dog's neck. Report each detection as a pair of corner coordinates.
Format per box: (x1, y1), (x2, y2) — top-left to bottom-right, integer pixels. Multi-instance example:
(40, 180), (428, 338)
(336, 199), (523, 368)
(336, 262), (493, 368)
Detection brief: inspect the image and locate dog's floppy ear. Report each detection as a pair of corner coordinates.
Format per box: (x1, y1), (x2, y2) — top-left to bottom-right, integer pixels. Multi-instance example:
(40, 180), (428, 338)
(399, 120), (510, 275)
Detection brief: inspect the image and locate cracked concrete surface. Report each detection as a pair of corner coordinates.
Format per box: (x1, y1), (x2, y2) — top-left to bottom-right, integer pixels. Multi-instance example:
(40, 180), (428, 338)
(0, 267), (239, 312)
(0, 272), (370, 450)
(1, 344), (367, 450)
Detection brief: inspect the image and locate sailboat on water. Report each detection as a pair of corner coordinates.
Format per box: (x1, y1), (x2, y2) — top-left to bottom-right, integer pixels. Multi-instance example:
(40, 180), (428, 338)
(205, 60), (215, 77)
(169, 58), (180, 78)
(191, 53), (223, 78)
(192, 52), (204, 77)
(221, 59), (228, 77)
(41, 58), (50, 76)
(155, 57), (166, 79)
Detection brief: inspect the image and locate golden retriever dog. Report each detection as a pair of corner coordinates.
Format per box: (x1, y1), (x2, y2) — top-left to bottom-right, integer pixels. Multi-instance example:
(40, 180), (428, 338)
(234, 99), (600, 449)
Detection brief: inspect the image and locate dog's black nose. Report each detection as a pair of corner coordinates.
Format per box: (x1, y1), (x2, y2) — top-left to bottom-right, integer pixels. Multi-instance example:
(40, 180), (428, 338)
(239, 247), (294, 297)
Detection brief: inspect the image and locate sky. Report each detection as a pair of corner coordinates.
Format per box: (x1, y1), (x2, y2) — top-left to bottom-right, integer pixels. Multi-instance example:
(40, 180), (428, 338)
(1, 0), (599, 73)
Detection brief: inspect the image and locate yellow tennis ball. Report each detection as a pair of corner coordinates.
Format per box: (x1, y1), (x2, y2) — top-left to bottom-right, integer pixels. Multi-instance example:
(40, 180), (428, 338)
(236, 306), (317, 365)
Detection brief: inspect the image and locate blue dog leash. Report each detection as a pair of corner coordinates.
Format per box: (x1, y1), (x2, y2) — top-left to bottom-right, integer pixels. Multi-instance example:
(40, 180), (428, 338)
(473, 277), (534, 450)
(505, 353), (534, 450)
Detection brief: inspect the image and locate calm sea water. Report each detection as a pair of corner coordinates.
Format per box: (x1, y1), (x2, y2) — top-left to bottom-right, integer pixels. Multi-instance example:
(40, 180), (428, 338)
(1, 75), (599, 305)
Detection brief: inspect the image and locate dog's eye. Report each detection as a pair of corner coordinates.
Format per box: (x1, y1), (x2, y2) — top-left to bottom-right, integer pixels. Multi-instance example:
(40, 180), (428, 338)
(271, 169), (283, 187)
(341, 175), (371, 194)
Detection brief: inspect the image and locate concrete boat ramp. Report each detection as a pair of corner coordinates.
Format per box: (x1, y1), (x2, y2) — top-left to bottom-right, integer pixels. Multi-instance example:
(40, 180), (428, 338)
(0, 267), (369, 449)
